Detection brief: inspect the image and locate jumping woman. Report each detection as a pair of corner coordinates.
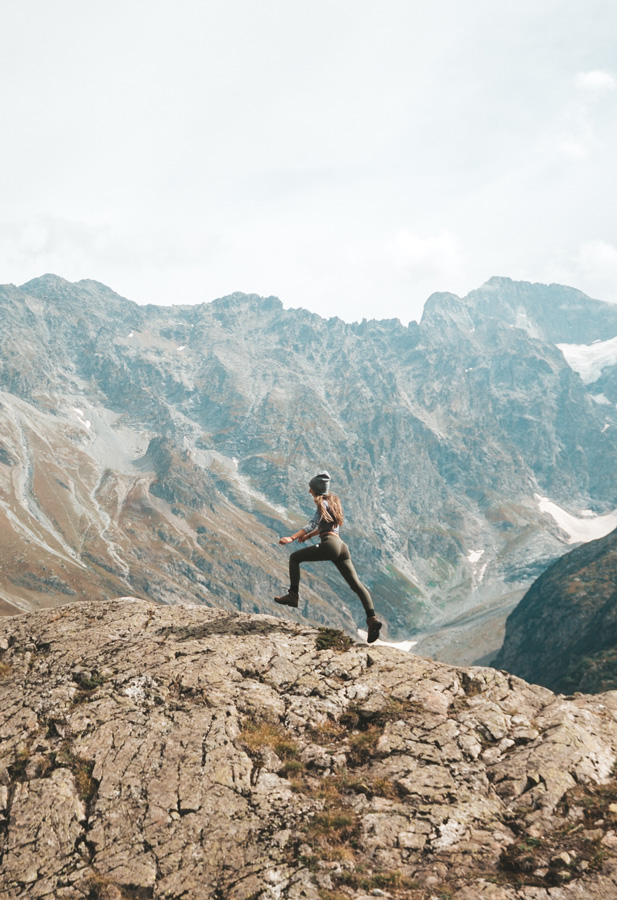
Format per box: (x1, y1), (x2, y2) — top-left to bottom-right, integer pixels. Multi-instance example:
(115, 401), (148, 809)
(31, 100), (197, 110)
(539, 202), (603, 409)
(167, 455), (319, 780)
(275, 471), (383, 643)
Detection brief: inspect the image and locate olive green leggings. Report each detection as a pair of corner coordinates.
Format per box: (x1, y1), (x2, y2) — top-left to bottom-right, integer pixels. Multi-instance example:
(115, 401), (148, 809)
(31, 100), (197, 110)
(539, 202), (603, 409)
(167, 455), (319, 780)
(289, 533), (374, 616)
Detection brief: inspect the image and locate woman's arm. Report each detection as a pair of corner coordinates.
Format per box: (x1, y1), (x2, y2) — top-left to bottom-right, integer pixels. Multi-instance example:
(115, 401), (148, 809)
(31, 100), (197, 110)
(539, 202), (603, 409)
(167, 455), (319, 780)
(279, 528), (309, 545)
(280, 505), (322, 544)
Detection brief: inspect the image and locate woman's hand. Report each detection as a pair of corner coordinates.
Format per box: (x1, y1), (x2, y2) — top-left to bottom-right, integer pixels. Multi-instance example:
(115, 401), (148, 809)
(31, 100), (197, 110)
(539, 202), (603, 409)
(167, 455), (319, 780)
(279, 536), (293, 545)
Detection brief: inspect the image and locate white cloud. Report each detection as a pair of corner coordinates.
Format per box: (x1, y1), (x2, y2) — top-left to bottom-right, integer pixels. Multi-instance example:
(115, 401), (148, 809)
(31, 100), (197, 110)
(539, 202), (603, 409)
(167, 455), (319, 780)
(577, 239), (617, 280)
(542, 240), (617, 304)
(575, 70), (616, 92)
(1, 5), (617, 322)
(385, 229), (466, 279)
(0, 216), (217, 290)
(557, 138), (588, 159)
(553, 71), (616, 160)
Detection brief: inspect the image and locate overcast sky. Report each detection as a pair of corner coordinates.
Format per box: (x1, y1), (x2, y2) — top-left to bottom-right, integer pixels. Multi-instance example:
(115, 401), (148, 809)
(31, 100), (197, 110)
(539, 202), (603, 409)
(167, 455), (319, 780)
(1, 0), (616, 324)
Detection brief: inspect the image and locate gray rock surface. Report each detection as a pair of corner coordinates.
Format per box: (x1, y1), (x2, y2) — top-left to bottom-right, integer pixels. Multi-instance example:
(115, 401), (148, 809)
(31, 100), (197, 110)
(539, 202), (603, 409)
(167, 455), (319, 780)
(2, 599), (617, 898)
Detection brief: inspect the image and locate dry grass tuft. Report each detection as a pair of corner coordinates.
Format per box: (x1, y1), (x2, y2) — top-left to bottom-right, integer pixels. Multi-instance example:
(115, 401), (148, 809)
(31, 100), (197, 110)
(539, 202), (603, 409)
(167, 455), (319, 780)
(308, 717), (346, 746)
(239, 719), (303, 773)
(52, 744), (98, 803)
(315, 628), (354, 653)
(347, 724), (383, 767)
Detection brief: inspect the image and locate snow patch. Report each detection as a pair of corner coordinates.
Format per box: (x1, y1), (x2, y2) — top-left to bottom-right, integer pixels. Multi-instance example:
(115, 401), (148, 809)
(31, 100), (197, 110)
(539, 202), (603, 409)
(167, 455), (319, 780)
(535, 494), (617, 544)
(558, 336), (617, 384)
(72, 407), (92, 430)
(467, 548), (488, 584)
(357, 630), (417, 652)
(477, 562), (488, 582)
(514, 309), (543, 340)
(591, 392), (613, 405)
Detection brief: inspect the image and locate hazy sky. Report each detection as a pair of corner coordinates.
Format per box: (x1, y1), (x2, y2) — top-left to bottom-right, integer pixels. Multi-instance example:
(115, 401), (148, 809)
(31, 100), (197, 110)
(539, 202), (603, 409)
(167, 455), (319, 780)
(1, 0), (616, 323)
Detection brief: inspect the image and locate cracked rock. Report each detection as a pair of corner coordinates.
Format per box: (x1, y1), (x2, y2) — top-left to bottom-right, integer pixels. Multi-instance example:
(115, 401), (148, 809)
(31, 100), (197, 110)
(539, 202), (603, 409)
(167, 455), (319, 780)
(2, 599), (617, 899)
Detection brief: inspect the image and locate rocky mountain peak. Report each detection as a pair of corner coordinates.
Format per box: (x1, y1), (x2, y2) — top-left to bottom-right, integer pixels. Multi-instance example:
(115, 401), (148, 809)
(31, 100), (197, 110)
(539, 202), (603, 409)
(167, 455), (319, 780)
(208, 291), (284, 315)
(18, 274), (139, 321)
(481, 275), (515, 289)
(2, 599), (617, 899)
(20, 273), (73, 292)
(19, 274), (88, 306)
(420, 291), (471, 328)
(464, 278), (617, 344)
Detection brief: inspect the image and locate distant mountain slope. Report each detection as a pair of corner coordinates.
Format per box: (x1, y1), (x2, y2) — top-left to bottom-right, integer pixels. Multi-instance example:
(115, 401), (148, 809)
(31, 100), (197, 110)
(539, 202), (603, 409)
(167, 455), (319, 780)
(2, 274), (617, 649)
(494, 526), (617, 693)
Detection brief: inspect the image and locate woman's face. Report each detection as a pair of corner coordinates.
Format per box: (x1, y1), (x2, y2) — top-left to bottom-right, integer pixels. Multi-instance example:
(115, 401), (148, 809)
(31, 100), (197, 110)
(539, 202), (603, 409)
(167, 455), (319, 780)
(309, 488), (318, 503)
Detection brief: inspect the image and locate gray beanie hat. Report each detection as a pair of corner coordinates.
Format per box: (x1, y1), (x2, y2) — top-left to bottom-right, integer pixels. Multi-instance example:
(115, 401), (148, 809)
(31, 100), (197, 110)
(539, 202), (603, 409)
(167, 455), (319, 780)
(309, 471), (331, 495)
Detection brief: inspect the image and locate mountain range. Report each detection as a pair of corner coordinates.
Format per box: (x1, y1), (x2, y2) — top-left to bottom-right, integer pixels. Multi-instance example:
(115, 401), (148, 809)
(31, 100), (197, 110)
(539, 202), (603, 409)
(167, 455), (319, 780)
(2, 274), (617, 658)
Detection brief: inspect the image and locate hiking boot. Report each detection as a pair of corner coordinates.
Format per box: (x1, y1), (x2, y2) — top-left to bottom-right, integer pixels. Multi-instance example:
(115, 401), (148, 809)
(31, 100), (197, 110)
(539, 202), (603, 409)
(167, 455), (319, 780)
(274, 590), (299, 608)
(366, 615), (382, 643)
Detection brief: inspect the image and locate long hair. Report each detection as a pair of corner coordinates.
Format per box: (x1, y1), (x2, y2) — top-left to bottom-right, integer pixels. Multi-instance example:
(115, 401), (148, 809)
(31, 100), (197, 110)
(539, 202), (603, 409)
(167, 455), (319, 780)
(316, 492), (344, 527)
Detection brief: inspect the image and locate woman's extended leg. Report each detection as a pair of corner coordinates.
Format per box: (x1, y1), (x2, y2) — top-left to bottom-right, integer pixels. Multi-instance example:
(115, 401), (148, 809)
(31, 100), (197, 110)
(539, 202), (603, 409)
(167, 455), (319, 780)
(333, 540), (382, 642)
(289, 541), (339, 593)
(275, 540), (341, 606)
(332, 542), (374, 616)
(277, 536), (382, 642)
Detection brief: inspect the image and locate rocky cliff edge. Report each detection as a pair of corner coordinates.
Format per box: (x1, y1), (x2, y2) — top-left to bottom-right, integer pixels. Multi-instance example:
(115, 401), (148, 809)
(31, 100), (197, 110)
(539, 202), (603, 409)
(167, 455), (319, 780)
(2, 600), (617, 899)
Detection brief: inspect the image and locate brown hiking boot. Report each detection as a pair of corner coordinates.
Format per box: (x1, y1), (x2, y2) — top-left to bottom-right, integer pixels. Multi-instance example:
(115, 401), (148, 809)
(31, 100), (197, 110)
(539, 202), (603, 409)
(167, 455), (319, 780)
(274, 590), (299, 608)
(366, 616), (382, 643)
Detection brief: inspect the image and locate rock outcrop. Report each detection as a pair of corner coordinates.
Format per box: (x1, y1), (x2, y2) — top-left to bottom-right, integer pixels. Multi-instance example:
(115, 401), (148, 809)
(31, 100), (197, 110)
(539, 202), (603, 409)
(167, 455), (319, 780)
(495, 527), (617, 693)
(2, 599), (617, 899)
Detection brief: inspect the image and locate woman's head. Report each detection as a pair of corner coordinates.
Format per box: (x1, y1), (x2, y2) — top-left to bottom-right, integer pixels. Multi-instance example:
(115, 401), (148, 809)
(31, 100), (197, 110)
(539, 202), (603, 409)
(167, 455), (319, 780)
(309, 471), (330, 496)
(308, 471), (343, 525)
